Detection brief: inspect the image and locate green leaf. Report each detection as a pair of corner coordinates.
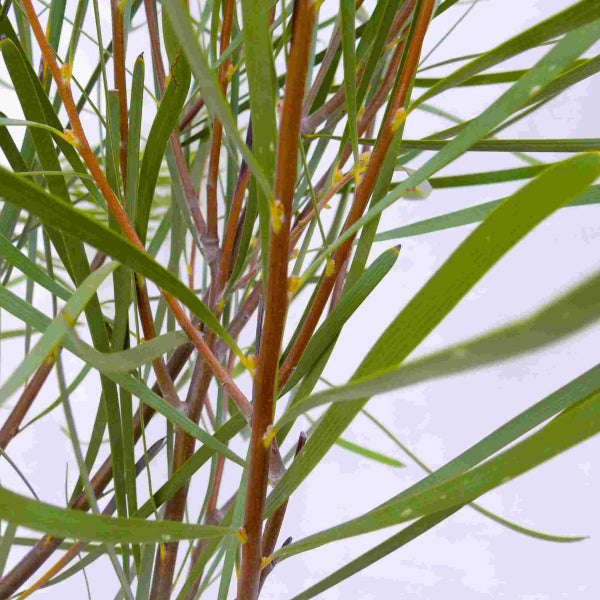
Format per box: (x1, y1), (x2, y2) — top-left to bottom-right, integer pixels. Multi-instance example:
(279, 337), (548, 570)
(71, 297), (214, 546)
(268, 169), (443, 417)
(0, 167), (246, 362)
(360, 409), (584, 542)
(0, 487), (234, 545)
(275, 267), (600, 426)
(281, 245), (400, 393)
(375, 184), (600, 242)
(0, 262), (118, 404)
(71, 330), (188, 373)
(136, 53), (191, 244)
(309, 134), (600, 154)
(301, 18), (600, 283)
(0, 232), (72, 301)
(335, 438), (404, 468)
(340, 0), (359, 181)
(126, 54), (145, 222)
(240, 0), (277, 278)
(265, 151), (600, 515)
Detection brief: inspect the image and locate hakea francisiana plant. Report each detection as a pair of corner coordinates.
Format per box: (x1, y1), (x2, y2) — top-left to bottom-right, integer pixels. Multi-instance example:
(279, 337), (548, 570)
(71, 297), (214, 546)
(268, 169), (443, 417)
(0, 0), (600, 598)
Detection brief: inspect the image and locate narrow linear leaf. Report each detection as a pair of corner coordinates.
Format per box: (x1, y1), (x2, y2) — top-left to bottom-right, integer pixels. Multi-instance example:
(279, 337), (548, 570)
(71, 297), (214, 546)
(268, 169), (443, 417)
(0, 487), (234, 545)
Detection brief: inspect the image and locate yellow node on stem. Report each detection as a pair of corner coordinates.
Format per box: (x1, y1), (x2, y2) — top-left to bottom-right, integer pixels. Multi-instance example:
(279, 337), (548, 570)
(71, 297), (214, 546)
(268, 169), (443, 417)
(262, 425), (277, 449)
(60, 62), (71, 85)
(235, 527), (248, 544)
(391, 108), (407, 133)
(359, 151), (371, 173)
(332, 167), (344, 184)
(261, 555), (275, 570)
(62, 312), (76, 328)
(226, 63), (235, 82)
(325, 258), (335, 277)
(270, 200), (284, 234)
(242, 354), (257, 374)
(60, 129), (80, 148)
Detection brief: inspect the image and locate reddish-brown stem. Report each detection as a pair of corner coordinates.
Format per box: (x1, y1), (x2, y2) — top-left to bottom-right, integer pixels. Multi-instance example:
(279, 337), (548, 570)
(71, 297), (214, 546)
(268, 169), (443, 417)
(329, 257), (349, 313)
(257, 432), (306, 595)
(149, 116), (251, 595)
(19, 0), (204, 416)
(143, 0), (167, 95)
(237, 0), (316, 597)
(302, 27), (341, 116)
(206, 0), (236, 255)
(134, 274), (181, 407)
(89, 250), (108, 272)
(149, 357), (209, 599)
(180, 97), (205, 131)
(300, 64), (364, 135)
(301, 0), (365, 116)
(278, 0), (435, 388)
(261, 432), (306, 558)
(337, 36), (407, 170)
(218, 126), (252, 291)
(144, 0), (215, 266)
(110, 0), (129, 188)
(205, 350), (235, 517)
(0, 359), (54, 450)
(27, 0), (248, 419)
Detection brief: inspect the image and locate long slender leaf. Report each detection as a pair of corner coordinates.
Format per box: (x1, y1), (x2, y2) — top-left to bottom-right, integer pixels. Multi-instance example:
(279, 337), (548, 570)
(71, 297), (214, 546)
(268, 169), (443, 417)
(0, 487), (234, 545)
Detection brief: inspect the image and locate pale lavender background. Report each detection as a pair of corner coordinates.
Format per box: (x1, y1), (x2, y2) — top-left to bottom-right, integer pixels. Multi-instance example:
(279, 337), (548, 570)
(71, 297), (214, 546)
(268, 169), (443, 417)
(1, 0), (599, 597)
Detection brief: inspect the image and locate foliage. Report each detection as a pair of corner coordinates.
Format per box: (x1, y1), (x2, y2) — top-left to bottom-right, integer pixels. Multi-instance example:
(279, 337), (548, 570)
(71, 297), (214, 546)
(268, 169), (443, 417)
(0, 0), (599, 598)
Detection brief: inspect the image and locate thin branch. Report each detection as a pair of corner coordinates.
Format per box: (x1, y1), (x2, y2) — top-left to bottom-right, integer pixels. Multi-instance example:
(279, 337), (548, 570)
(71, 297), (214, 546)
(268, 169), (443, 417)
(179, 97), (205, 131)
(218, 126), (252, 293)
(20, 0), (250, 426)
(206, 0), (236, 257)
(0, 359), (54, 451)
(110, 0), (129, 188)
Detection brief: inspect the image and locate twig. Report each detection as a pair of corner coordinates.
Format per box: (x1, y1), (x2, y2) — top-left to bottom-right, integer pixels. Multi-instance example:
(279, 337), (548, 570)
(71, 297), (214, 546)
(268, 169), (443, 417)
(179, 97), (205, 131)
(110, 0), (129, 188)
(206, 0), (236, 259)
(0, 360), (54, 450)
(0, 291), (260, 597)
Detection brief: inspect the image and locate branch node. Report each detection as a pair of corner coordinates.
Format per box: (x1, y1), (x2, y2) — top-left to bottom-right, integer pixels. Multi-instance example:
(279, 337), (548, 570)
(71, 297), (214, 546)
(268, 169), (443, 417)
(235, 527), (248, 544)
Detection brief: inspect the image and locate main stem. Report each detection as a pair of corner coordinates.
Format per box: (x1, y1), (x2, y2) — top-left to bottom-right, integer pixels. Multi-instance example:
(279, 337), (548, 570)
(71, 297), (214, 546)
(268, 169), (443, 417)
(237, 0), (316, 597)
